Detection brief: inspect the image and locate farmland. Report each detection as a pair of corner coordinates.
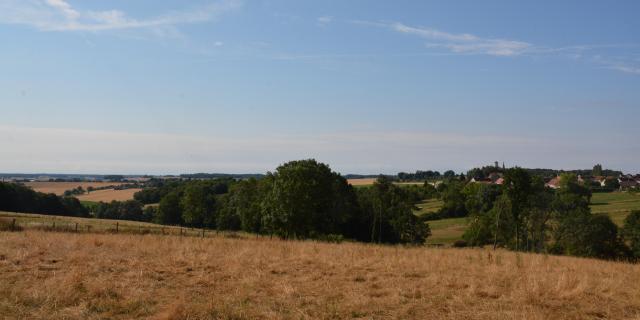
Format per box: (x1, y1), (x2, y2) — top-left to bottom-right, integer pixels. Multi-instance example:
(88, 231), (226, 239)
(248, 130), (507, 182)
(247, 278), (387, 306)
(23, 182), (131, 195)
(76, 188), (143, 202)
(347, 178), (425, 187)
(590, 192), (640, 225)
(0, 229), (639, 320)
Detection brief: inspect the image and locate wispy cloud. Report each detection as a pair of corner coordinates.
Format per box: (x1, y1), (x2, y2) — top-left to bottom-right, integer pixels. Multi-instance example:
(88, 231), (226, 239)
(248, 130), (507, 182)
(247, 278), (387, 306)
(351, 20), (640, 74)
(0, 0), (240, 33)
(592, 56), (640, 75)
(391, 22), (531, 57)
(317, 16), (332, 26)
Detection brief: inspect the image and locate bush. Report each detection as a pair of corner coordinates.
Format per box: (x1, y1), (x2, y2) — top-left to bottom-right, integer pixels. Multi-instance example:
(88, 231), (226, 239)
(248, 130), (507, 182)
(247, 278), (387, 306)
(324, 234), (345, 244)
(452, 240), (468, 248)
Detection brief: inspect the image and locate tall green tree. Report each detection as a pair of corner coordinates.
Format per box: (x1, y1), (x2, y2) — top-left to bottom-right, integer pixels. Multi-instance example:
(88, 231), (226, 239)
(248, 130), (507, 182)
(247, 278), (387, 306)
(260, 159), (357, 239)
(355, 176), (430, 244)
(180, 181), (218, 227)
(623, 210), (640, 259)
(592, 164), (603, 177)
(502, 167), (532, 250)
(156, 191), (183, 225)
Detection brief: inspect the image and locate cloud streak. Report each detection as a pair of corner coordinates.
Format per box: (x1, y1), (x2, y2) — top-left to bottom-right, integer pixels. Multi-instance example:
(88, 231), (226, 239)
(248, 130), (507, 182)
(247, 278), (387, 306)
(392, 22), (531, 57)
(350, 20), (640, 74)
(0, 0), (240, 33)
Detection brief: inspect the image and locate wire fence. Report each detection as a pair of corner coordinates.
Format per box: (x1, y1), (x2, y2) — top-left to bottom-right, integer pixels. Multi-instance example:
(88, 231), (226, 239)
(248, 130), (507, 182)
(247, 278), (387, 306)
(0, 216), (247, 239)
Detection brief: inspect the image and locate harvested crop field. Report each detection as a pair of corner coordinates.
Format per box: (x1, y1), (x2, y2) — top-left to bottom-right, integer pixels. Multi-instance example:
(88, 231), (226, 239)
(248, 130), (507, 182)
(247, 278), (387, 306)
(1, 230), (639, 319)
(347, 178), (424, 187)
(347, 178), (377, 186)
(23, 182), (130, 195)
(76, 188), (142, 202)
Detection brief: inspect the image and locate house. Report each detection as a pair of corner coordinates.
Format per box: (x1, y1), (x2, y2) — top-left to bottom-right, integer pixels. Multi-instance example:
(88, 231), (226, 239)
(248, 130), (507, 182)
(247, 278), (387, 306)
(487, 172), (503, 183)
(469, 177), (492, 184)
(618, 177), (638, 190)
(546, 176), (561, 189)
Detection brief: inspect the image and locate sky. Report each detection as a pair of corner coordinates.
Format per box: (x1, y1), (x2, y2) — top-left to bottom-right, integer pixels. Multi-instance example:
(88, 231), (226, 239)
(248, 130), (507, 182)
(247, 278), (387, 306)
(1, 0), (639, 175)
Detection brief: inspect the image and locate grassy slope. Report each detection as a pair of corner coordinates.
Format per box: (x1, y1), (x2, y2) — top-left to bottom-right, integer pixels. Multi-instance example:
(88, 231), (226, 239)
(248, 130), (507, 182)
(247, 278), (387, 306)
(1, 231), (639, 319)
(0, 211), (198, 237)
(590, 192), (640, 225)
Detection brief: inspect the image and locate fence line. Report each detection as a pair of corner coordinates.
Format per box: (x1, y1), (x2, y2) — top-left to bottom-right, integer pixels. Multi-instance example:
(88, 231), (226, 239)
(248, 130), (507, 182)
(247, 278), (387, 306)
(3, 218), (246, 240)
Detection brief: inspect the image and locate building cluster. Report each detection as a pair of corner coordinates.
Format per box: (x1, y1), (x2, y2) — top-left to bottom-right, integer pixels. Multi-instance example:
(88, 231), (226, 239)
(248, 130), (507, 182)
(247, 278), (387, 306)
(467, 169), (640, 191)
(469, 172), (505, 185)
(545, 174), (640, 190)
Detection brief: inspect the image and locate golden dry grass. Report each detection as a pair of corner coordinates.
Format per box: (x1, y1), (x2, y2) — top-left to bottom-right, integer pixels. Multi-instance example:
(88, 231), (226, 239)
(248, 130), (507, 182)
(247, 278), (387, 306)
(347, 179), (424, 187)
(23, 182), (131, 196)
(76, 188), (142, 202)
(347, 178), (378, 186)
(1, 231), (639, 319)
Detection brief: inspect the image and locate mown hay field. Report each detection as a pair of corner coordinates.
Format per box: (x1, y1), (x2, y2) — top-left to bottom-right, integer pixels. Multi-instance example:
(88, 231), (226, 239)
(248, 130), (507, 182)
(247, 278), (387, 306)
(0, 230), (639, 320)
(23, 182), (131, 196)
(76, 188), (142, 202)
(346, 179), (424, 187)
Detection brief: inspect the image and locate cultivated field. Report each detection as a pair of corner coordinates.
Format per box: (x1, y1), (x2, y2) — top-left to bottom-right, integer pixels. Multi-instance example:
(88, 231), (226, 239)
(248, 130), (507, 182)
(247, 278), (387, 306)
(23, 182), (130, 195)
(1, 230), (639, 320)
(347, 178), (378, 186)
(591, 192), (640, 225)
(347, 179), (425, 187)
(76, 188), (143, 202)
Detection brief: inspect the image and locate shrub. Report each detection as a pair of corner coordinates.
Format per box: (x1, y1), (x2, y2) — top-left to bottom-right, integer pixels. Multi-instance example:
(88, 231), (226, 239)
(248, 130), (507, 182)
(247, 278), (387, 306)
(452, 239), (468, 248)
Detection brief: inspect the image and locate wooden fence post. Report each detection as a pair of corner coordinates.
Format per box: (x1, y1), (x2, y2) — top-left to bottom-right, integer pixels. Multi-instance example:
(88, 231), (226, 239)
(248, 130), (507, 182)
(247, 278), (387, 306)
(75, 223), (78, 232)
(52, 221), (56, 230)
(116, 222), (119, 233)
(11, 219), (16, 231)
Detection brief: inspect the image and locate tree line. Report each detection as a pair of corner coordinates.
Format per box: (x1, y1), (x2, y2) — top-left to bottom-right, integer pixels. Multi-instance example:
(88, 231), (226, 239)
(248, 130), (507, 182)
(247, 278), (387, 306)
(0, 182), (88, 217)
(433, 168), (640, 260)
(147, 160), (430, 244)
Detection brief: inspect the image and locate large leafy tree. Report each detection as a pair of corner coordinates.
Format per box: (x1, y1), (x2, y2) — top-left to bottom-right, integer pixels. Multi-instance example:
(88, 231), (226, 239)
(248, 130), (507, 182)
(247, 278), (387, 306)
(261, 159), (357, 239)
(156, 191), (183, 225)
(180, 181), (219, 227)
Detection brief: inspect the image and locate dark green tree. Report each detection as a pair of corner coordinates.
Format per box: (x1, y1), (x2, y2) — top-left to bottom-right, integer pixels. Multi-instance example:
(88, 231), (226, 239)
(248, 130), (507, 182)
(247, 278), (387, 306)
(623, 210), (640, 259)
(156, 191), (183, 225)
(592, 164), (603, 177)
(260, 159), (357, 239)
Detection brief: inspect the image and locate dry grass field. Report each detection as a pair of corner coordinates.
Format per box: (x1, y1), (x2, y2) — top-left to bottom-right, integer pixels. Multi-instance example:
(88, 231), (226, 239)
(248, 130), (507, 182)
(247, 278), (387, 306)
(76, 188), (143, 202)
(347, 178), (378, 186)
(23, 182), (130, 196)
(1, 230), (639, 320)
(347, 179), (424, 187)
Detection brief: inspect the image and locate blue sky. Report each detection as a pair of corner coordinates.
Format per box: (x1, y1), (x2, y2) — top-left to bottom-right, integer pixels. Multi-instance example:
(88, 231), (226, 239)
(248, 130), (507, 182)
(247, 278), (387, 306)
(1, 0), (639, 174)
